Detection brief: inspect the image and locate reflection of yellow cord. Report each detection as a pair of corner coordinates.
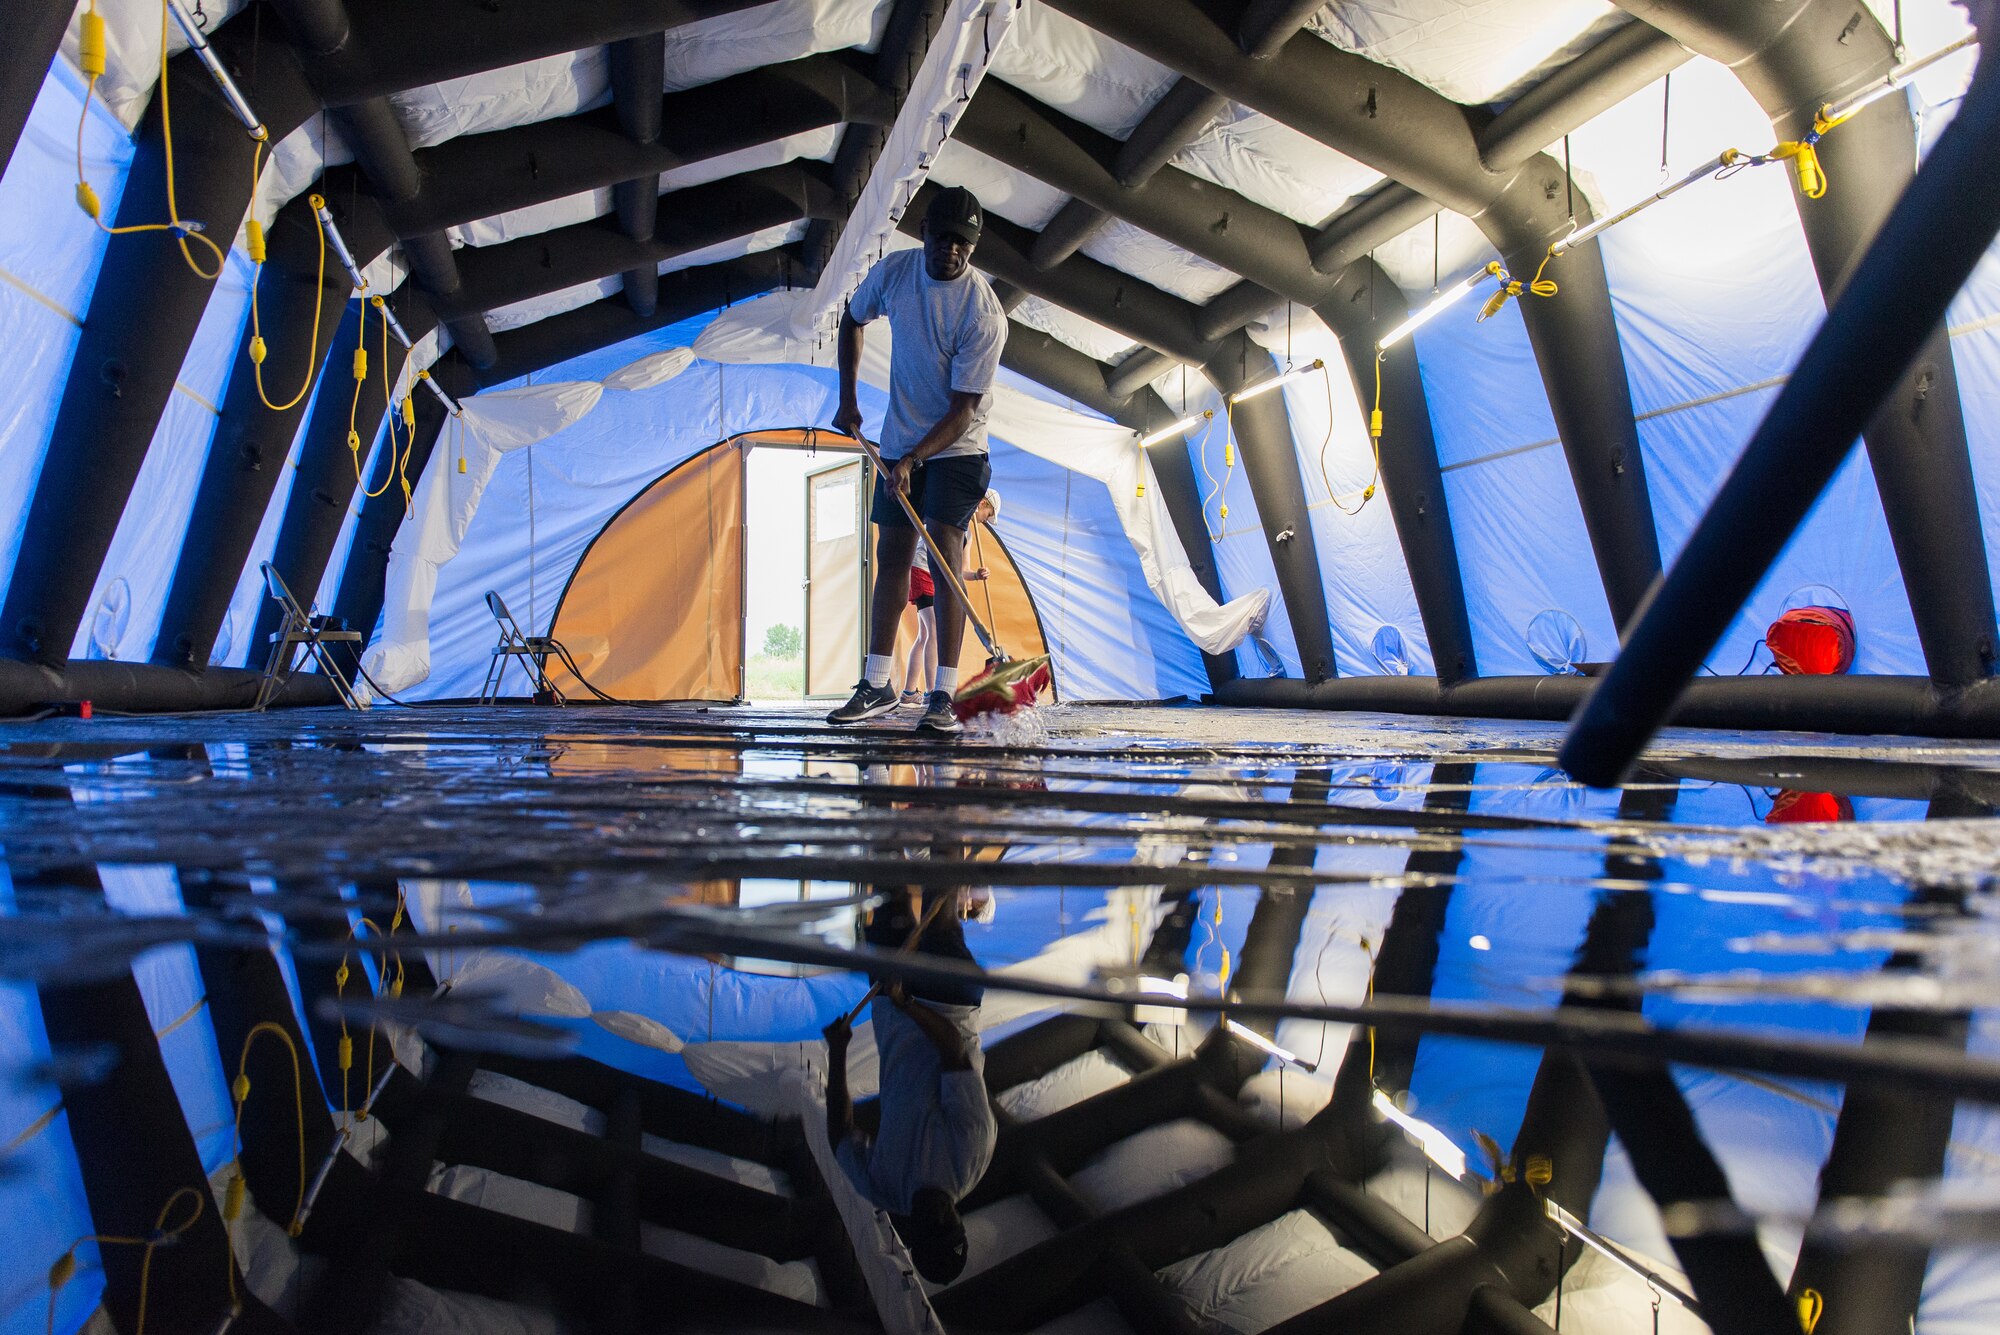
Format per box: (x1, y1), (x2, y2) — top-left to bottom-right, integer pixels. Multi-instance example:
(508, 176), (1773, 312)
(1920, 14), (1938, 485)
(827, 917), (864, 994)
(1325, 359), (1381, 517)
(224, 1023), (307, 1310)
(334, 905), (404, 1125)
(1196, 893), (1231, 991)
(72, 1), (231, 281)
(47, 1187), (206, 1335)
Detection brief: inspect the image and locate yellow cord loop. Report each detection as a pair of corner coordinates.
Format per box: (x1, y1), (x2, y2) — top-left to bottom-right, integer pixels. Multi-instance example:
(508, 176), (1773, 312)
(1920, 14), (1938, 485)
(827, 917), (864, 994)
(1322, 357), (1378, 517)
(47, 1188), (206, 1335)
(73, 1), (227, 280)
(246, 175), (331, 412)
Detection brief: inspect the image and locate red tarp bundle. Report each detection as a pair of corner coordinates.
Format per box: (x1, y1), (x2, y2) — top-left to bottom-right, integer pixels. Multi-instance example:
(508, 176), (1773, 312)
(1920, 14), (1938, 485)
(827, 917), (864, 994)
(1766, 606), (1855, 675)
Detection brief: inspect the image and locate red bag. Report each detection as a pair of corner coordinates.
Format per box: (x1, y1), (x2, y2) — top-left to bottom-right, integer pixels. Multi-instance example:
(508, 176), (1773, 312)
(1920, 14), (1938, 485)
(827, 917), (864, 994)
(1766, 606), (1855, 675)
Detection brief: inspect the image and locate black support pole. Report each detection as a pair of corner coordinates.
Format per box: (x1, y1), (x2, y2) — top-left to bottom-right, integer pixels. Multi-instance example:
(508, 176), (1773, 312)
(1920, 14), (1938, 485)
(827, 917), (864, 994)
(153, 194), (354, 668)
(608, 34), (667, 316)
(0, 0), (72, 183)
(253, 297), (431, 653)
(1559, 39), (2000, 786)
(1207, 334), (1339, 682)
(1616, 0), (1998, 687)
(0, 28), (320, 665)
(1316, 261), (1477, 683)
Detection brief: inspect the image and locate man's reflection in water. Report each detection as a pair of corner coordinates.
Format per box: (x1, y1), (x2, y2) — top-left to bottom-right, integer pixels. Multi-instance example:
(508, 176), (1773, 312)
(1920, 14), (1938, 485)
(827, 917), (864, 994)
(823, 886), (996, 1285)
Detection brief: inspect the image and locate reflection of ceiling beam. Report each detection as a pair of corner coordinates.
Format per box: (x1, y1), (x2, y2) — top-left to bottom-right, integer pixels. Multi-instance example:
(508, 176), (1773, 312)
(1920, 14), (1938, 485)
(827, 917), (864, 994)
(0, 0), (70, 182)
(1039, 0), (1668, 627)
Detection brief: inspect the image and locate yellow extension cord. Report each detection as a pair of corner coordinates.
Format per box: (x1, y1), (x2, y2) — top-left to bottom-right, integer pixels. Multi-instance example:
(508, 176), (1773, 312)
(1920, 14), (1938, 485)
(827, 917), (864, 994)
(73, 0), (230, 281)
(46, 1188), (204, 1335)
(223, 1022), (308, 1311)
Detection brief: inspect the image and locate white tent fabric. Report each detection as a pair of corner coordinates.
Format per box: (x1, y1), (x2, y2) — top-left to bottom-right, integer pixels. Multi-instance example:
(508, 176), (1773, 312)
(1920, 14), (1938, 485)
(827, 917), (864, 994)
(362, 349), (694, 694)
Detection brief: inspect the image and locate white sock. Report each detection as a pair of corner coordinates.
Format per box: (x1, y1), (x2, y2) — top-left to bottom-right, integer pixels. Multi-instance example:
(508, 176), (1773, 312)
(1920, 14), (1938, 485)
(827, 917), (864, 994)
(864, 654), (894, 688)
(935, 666), (960, 695)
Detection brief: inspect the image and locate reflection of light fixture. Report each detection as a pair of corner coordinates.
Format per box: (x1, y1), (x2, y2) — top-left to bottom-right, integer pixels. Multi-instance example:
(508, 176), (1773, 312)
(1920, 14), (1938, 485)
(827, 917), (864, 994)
(1137, 411), (1212, 448)
(1548, 150), (1742, 257)
(1223, 1019), (1318, 1073)
(1134, 973), (1189, 1026)
(1376, 264), (1503, 351)
(1819, 34), (1980, 127)
(167, 0), (267, 139)
(1546, 1198), (1703, 1314)
(1226, 359), (1325, 407)
(1469, 934), (1492, 951)
(1372, 1088), (1470, 1181)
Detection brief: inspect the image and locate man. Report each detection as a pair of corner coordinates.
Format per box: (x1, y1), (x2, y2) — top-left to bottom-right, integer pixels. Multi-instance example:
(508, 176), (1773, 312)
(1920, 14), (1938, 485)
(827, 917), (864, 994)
(827, 186), (1007, 736)
(824, 888), (996, 1285)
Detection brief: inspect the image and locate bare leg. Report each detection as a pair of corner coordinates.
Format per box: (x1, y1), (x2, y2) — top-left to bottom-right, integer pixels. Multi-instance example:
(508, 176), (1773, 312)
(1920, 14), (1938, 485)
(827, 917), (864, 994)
(903, 607), (934, 693)
(870, 525), (920, 658)
(925, 521), (971, 667)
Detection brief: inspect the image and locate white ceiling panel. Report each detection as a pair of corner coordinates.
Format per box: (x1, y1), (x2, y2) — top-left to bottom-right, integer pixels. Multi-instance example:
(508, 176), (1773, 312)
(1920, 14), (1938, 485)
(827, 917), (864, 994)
(1308, 0), (1624, 106)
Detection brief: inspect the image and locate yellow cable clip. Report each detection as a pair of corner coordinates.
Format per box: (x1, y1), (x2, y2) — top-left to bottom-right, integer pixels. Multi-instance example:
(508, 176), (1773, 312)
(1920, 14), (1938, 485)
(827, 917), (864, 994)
(1772, 141), (1829, 199)
(248, 336), (267, 365)
(1798, 1288), (1824, 1333)
(223, 1169), (246, 1223)
(353, 347), (368, 381)
(79, 12), (108, 78)
(245, 219), (266, 265)
(74, 181), (101, 221)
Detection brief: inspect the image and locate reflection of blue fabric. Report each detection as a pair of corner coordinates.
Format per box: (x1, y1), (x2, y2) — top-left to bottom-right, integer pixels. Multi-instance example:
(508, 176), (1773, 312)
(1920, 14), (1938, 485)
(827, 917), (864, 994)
(835, 1000), (995, 1213)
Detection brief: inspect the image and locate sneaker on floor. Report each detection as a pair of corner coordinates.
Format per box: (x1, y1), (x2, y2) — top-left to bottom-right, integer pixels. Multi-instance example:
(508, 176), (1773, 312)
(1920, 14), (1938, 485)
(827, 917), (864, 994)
(826, 681), (899, 725)
(899, 689), (923, 707)
(915, 690), (962, 736)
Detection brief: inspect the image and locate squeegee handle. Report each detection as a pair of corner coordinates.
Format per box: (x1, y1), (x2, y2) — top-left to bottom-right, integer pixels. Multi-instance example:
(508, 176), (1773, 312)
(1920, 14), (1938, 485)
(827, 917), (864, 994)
(843, 433), (1005, 661)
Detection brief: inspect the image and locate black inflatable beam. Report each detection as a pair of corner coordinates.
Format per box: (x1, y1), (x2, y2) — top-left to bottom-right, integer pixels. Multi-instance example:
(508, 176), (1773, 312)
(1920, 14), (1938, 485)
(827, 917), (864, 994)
(276, 0), (774, 106)
(1558, 37), (2000, 786)
(251, 295), (436, 655)
(377, 57), (892, 241)
(329, 357), (468, 640)
(0, 27), (321, 666)
(608, 35), (666, 316)
(1029, 0), (1325, 269)
(803, 0), (952, 277)
(1043, 0), (1664, 629)
(432, 163), (841, 320)
(1207, 333), (1340, 682)
(153, 194), (355, 669)
(1316, 260), (1478, 684)
(1223, 669), (2000, 741)
(1613, 0), (1998, 689)
(994, 324), (1236, 691)
(0, 0), (72, 183)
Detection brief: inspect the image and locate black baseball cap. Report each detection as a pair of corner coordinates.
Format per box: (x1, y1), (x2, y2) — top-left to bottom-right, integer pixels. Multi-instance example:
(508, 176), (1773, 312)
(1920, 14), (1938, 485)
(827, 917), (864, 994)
(925, 186), (984, 244)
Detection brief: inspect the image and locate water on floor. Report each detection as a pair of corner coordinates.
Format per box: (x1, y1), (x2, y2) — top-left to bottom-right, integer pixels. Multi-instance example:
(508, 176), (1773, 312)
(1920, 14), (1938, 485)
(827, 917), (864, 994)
(2, 702), (1997, 1334)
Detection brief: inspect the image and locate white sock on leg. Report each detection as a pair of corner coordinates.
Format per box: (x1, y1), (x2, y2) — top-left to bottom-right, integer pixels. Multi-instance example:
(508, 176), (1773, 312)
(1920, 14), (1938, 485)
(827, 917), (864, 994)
(935, 666), (960, 694)
(865, 654), (894, 688)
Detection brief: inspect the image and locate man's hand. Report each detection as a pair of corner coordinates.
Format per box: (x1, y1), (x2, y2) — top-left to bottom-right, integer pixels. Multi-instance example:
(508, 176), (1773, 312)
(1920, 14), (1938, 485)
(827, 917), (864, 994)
(832, 401), (865, 441)
(823, 1013), (853, 1050)
(888, 455), (916, 497)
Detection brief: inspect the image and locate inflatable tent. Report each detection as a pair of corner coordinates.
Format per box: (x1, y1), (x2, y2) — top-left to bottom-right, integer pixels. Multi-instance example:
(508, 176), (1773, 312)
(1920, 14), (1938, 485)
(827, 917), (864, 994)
(4, 3), (2000, 1335)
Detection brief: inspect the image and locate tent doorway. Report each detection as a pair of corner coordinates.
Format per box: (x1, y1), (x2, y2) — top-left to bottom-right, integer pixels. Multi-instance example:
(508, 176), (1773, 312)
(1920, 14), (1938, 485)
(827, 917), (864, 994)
(546, 430), (1051, 704)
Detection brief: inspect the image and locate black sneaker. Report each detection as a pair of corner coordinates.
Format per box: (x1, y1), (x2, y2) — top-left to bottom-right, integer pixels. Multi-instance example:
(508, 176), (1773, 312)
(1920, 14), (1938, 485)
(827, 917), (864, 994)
(826, 681), (899, 725)
(915, 690), (962, 736)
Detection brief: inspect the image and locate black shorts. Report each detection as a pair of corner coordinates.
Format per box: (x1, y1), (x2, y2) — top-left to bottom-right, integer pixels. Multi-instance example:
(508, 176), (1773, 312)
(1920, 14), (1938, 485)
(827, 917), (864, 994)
(913, 593), (935, 611)
(873, 453), (991, 531)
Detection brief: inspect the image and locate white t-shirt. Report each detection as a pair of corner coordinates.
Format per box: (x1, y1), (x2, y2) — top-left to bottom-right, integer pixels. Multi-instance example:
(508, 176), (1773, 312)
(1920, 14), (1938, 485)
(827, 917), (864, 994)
(847, 249), (1006, 461)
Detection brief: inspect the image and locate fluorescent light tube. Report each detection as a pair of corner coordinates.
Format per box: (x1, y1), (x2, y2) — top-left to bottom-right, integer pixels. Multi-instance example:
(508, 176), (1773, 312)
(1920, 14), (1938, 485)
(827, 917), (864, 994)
(1223, 1018), (1317, 1073)
(1227, 358), (1325, 406)
(167, 0), (267, 139)
(1376, 264), (1502, 351)
(1137, 411), (1211, 448)
(1549, 150), (1742, 257)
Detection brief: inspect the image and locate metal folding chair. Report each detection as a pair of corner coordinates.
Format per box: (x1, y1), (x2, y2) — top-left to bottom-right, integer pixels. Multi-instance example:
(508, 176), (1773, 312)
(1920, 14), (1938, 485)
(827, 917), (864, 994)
(255, 561), (365, 711)
(480, 591), (566, 705)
